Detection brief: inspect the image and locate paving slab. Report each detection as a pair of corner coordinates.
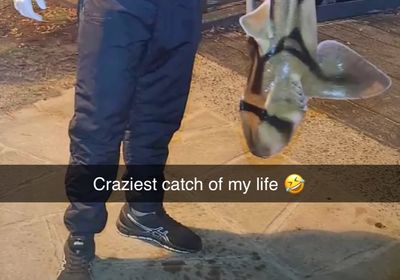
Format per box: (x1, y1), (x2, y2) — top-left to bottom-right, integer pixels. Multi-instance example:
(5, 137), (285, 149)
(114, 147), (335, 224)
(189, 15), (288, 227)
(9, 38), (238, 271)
(0, 219), (60, 280)
(0, 107), (69, 163)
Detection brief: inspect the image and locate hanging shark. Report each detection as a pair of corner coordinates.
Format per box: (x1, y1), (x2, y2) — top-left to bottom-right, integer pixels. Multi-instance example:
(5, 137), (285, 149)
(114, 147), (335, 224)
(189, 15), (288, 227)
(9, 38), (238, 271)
(239, 0), (391, 158)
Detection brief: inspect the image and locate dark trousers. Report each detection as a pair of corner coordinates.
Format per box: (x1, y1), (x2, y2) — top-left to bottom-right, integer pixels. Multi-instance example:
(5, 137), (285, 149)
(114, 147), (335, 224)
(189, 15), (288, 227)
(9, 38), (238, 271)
(64, 0), (202, 235)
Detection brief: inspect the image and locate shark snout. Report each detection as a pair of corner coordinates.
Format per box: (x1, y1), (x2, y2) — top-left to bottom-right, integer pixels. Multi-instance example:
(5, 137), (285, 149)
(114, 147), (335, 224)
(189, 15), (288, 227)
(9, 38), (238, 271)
(240, 111), (291, 158)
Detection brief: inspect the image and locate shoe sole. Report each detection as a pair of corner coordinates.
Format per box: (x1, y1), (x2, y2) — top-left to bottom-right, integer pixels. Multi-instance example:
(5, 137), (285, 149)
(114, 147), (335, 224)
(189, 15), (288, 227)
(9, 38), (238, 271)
(116, 220), (195, 254)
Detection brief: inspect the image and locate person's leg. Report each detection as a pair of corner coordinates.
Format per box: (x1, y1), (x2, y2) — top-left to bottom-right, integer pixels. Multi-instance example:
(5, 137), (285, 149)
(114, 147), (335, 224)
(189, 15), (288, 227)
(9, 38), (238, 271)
(117, 0), (202, 253)
(58, 0), (157, 279)
(123, 0), (202, 211)
(64, 0), (156, 235)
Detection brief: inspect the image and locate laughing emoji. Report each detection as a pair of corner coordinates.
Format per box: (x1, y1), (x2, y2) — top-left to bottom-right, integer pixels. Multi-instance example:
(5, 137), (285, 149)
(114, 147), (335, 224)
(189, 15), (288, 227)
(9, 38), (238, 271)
(285, 174), (305, 194)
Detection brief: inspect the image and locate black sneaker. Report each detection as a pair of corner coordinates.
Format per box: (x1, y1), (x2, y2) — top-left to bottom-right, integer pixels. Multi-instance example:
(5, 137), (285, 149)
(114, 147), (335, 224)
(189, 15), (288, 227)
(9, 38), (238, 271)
(57, 234), (95, 280)
(116, 203), (202, 253)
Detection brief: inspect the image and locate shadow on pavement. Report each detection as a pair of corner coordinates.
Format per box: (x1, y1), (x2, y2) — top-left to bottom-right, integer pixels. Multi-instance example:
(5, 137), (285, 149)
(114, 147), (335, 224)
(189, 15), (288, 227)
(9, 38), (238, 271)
(93, 229), (400, 280)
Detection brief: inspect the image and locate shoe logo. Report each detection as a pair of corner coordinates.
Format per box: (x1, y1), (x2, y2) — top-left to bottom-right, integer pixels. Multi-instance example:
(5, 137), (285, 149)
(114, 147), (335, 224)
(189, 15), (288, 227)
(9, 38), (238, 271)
(74, 240), (84, 246)
(150, 227), (169, 239)
(127, 213), (169, 241)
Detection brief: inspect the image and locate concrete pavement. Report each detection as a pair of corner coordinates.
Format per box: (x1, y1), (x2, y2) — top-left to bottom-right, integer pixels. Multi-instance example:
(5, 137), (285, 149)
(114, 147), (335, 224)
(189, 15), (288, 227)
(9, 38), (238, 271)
(0, 55), (399, 280)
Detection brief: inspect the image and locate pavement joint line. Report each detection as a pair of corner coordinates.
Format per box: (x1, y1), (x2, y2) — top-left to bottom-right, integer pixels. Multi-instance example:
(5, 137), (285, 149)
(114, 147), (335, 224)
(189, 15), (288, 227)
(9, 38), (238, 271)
(197, 203), (268, 248)
(210, 148), (247, 166)
(0, 144), (16, 154)
(0, 205), (66, 219)
(197, 203), (246, 233)
(182, 106), (240, 131)
(308, 240), (400, 277)
(183, 105), (231, 123)
(262, 203), (302, 234)
(32, 103), (44, 113)
(0, 214), (50, 232)
(0, 142), (52, 163)
(0, 218), (30, 229)
(0, 205), (29, 217)
(0, 169), (57, 200)
(280, 153), (300, 164)
(20, 210), (66, 222)
(182, 108), (210, 120)
(223, 151), (301, 164)
(0, 141), (16, 150)
(200, 110), (236, 125)
(43, 216), (64, 262)
(179, 123), (236, 137)
(222, 152), (253, 164)
(217, 150), (252, 165)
